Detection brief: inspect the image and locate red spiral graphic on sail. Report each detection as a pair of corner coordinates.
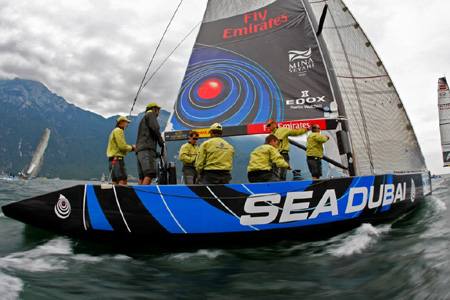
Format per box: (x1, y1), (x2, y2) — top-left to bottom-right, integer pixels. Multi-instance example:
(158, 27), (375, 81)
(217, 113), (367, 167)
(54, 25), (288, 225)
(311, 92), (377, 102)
(197, 78), (224, 100)
(172, 46), (283, 130)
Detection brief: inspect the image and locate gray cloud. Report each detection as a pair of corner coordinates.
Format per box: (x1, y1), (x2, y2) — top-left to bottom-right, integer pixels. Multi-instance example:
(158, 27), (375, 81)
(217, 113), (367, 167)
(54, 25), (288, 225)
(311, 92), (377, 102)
(0, 0), (205, 116)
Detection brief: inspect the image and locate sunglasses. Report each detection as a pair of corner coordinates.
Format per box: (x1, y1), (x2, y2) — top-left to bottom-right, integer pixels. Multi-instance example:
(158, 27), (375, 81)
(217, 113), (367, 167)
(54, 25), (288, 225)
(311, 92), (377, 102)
(192, 137), (198, 140)
(266, 123), (274, 127)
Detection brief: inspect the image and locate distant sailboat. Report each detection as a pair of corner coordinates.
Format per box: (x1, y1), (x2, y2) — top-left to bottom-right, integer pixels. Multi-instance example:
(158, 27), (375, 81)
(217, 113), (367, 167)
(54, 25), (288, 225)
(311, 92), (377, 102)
(438, 77), (450, 167)
(19, 128), (51, 179)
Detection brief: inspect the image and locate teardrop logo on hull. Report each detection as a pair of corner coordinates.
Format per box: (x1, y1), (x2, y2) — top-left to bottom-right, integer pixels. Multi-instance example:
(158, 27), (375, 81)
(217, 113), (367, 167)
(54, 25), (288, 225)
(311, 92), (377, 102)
(410, 179), (416, 202)
(54, 194), (71, 219)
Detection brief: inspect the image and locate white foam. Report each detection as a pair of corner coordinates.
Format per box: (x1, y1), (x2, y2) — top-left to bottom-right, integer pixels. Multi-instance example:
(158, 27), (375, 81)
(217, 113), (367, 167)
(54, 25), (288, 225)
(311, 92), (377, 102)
(0, 272), (23, 300)
(327, 223), (391, 257)
(0, 237), (136, 273)
(0, 237), (72, 272)
(72, 254), (104, 263)
(112, 254), (133, 261)
(431, 197), (447, 213)
(169, 249), (224, 261)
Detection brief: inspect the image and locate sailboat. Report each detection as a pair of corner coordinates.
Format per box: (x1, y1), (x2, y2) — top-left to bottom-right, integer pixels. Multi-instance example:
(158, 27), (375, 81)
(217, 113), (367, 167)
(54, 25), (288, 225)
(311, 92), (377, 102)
(18, 128), (51, 180)
(438, 77), (450, 167)
(2, 0), (431, 246)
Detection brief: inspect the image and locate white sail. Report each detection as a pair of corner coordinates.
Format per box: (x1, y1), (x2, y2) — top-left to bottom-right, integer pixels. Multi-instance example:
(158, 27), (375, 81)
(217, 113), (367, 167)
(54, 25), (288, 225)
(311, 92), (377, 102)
(438, 77), (450, 167)
(309, 0), (427, 175)
(26, 128), (51, 178)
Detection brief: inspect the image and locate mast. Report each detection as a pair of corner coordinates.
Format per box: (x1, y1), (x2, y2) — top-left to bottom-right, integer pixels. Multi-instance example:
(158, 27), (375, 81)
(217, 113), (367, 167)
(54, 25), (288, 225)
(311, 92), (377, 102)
(302, 0), (355, 176)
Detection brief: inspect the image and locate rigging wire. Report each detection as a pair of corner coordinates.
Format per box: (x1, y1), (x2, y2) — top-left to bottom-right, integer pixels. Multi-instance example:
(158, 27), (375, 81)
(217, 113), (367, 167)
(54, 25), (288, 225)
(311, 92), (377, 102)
(129, 0), (184, 116)
(128, 22), (200, 117)
(138, 22), (201, 99)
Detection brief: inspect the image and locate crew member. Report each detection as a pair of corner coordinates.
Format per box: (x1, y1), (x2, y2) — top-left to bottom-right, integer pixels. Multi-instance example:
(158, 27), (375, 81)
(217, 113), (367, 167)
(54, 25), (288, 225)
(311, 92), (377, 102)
(306, 124), (329, 179)
(135, 102), (164, 185)
(196, 123), (234, 184)
(247, 134), (291, 183)
(266, 118), (308, 181)
(106, 116), (136, 185)
(179, 130), (200, 184)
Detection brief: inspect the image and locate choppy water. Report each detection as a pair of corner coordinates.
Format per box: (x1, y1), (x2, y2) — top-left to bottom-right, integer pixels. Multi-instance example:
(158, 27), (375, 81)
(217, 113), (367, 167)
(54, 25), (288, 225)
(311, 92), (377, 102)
(0, 176), (449, 299)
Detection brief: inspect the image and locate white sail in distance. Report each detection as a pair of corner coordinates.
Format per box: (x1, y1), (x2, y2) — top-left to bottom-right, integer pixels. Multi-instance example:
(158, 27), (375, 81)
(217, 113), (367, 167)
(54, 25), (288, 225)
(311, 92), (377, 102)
(26, 128), (51, 178)
(438, 77), (450, 167)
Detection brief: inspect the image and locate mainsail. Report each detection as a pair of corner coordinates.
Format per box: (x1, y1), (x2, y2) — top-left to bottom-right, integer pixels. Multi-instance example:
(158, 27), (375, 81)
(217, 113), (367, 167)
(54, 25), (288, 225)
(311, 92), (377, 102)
(165, 0), (427, 177)
(166, 0), (339, 133)
(25, 128), (51, 178)
(438, 77), (450, 167)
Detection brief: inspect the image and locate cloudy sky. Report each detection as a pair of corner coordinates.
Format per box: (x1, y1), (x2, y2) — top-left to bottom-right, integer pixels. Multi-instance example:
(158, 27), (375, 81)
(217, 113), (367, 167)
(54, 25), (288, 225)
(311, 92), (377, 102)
(1, 0), (450, 175)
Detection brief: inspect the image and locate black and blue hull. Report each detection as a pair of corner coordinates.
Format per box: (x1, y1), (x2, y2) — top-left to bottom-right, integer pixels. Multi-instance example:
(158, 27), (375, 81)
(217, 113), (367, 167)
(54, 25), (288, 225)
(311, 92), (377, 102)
(2, 172), (432, 246)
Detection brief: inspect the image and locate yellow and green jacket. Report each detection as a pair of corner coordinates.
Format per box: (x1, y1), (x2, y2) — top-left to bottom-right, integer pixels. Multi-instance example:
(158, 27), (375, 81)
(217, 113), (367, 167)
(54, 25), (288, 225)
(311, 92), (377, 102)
(106, 127), (133, 158)
(306, 132), (329, 158)
(196, 137), (234, 173)
(179, 142), (200, 167)
(247, 144), (289, 172)
(272, 127), (307, 153)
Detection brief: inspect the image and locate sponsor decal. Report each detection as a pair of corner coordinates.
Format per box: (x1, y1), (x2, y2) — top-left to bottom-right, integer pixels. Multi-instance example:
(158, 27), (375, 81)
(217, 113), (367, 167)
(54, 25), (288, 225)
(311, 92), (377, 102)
(438, 103), (450, 110)
(288, 48), (315, 76)
(411, 179), (416, 201)
(213, 142), (232, 151)
(248, 119), (326, 135)
(240, 181), (414, 226)
(223, 10), (288, 39)
(286, 90), (329, 111)
(54, 194), (71, 219)
(193, 128), (211, 138)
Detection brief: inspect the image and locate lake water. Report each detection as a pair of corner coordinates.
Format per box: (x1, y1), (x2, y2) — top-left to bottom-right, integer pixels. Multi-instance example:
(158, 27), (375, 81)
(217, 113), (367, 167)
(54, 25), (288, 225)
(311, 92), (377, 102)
(0, 176), (449, 299)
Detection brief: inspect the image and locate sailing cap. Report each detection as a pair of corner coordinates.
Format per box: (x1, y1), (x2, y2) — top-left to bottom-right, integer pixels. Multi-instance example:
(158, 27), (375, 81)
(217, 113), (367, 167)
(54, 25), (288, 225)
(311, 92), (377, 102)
(116, 116), (131, 123)
(146, 102), (162, 111)
(209, 123), (223, 132)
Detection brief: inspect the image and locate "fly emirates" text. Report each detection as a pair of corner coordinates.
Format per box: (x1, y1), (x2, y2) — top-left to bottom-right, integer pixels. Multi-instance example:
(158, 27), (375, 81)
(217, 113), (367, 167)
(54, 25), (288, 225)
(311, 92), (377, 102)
(223, 10), (288, 39)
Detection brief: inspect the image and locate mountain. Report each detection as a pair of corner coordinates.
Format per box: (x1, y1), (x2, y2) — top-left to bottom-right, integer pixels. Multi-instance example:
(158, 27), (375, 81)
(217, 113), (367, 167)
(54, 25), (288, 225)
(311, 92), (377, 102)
(0, 78), (313, 182)
(0, 78), (169, 180)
